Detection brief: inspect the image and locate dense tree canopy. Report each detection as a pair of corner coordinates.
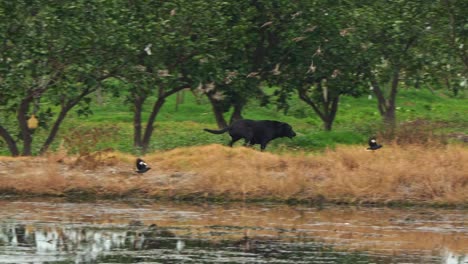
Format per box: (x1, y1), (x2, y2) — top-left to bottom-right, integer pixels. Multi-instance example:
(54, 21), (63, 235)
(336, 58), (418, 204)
(266, 0), (367, 130)
(0, 0), (121, 155)
(0, 0), (466, 156)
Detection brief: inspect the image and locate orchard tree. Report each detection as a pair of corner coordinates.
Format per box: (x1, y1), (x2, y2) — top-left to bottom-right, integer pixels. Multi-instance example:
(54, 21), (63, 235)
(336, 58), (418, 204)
(108, 0), (190, 151)
(0, 1), (64, 156)
(111, 0), (243, 152)
(416, 0), (468, 96)
(351, 0), (439, 127)
(0, 1), (123, 156)
(268, 0), (365, 131)
(197, 0), (284, 128)
(439, 0), (468, 76)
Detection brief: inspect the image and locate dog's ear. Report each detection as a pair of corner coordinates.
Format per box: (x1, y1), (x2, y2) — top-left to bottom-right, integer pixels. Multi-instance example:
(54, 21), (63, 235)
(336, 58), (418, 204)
(280, 122), (290, 129)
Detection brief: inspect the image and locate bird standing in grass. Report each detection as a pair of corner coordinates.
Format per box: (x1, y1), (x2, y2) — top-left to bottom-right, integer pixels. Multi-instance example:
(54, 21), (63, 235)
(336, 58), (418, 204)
(367, 137), (382, 151)
(136, 158), (151, 173)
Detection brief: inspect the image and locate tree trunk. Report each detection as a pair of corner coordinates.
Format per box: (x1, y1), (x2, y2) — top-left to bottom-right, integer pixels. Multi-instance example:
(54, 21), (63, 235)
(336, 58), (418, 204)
(322, 96), (339, 131)
(39, 108), (68, 154)
(139, 85), (188, 153)
(370, 67), (400, 128)
(298, 85), (340, 131)
(386, 67), (399, 126)
(0, 125), (20, 156)
(229, 101), (244, 124)
(40, 88), (95, 154)
(207, 94), (228, 128)
(141, 97), (165, 153)
(323, 119), (333, 131)
(17, 96), (34, 156)
(383, 109), (396, 128)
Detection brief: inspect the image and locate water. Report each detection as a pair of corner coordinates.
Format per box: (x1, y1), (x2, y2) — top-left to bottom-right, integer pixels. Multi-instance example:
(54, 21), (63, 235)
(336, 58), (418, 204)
(0, 199), (466, 264)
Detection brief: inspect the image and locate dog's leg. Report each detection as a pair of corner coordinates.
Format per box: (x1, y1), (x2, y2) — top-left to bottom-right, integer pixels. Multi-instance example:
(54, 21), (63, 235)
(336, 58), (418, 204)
(260, 140), (269, 151)
(229, 136), (242, 147)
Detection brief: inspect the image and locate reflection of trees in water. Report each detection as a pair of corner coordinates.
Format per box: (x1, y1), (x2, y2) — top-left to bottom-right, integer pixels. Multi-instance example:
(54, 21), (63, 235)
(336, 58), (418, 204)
(443, 249), (468, 264)
(0, 223), (466, 264)
(0, 222), (180, 263)
(0, 224), (35, 247)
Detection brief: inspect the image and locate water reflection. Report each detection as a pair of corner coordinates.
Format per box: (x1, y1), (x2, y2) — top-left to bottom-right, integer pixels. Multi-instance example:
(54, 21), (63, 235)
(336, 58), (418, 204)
(0, 199), (466, 263)
(0, 223), (371, 263)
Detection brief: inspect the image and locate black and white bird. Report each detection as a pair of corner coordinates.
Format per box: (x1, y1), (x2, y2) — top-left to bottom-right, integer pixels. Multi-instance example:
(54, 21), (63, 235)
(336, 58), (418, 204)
(136, 158), (151, 173)
(367, 137), (382, 151)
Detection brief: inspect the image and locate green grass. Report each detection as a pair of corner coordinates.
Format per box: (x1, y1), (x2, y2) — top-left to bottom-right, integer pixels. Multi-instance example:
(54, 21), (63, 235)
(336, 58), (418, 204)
(1, 88), (467, 155)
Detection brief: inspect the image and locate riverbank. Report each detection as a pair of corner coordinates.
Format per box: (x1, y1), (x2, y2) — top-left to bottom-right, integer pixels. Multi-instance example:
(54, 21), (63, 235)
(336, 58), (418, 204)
(1, 144), (467, 206)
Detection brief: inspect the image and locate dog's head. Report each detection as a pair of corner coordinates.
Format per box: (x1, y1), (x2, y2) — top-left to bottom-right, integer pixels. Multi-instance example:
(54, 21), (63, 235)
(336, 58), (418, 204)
(281, 123), (296, 138)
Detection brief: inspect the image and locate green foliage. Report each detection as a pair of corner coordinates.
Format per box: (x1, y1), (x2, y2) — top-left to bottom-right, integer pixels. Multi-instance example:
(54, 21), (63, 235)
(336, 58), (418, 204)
(0, 0), (126, 155)
(0, 0), (467, 156)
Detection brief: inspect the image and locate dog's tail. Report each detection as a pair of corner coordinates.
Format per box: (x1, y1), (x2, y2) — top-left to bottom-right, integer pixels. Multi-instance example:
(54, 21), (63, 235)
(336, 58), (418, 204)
(203, 127), (229, 134)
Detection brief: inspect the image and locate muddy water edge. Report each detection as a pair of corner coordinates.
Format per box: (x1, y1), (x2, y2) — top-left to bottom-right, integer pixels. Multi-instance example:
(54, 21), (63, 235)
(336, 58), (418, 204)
(0, 198), (466, 264)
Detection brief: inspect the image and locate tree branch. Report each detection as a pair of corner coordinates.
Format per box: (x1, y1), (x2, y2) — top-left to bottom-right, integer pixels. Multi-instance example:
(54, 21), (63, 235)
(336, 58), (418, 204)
(298, 85), (325, 121)
(0, 125), (19, 156)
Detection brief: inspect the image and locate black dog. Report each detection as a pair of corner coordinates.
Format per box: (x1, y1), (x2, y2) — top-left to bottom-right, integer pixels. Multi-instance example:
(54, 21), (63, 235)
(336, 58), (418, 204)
(204, 119), (296, 151)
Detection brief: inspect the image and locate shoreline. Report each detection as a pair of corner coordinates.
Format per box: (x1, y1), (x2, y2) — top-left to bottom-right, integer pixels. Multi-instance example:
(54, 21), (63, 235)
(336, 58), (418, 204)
(1, 144), (467, 207)
(0, 193), (466, 209)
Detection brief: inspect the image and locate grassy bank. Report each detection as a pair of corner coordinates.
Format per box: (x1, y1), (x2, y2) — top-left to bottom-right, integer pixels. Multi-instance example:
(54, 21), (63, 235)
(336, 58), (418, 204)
(3, 89), (466, 156)
(1, 144), (467, 206)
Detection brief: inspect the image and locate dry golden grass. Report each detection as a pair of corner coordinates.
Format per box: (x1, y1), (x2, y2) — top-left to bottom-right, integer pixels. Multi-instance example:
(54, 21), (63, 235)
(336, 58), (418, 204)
(1, 143), (467, 204)
(149, 144), (468, 204)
